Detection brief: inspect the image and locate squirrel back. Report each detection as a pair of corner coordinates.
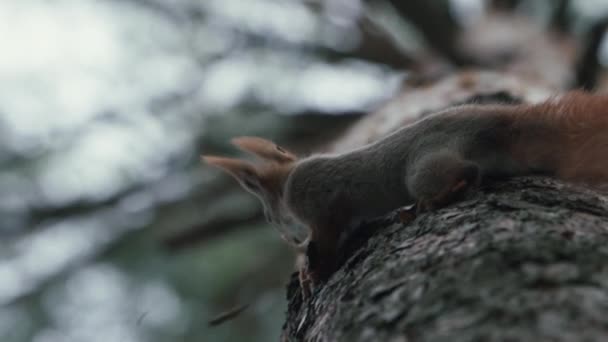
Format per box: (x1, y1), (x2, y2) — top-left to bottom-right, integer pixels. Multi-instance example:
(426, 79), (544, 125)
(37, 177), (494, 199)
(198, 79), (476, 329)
(202, 91), (608, 286)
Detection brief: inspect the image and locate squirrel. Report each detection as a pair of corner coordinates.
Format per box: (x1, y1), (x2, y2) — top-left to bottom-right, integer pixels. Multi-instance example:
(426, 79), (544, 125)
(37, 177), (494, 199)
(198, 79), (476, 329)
(202, 91), (608, 296)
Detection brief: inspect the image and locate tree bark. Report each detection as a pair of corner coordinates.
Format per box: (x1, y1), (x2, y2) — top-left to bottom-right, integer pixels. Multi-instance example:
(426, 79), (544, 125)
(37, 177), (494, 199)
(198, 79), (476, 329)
(281, 177), (608, 341)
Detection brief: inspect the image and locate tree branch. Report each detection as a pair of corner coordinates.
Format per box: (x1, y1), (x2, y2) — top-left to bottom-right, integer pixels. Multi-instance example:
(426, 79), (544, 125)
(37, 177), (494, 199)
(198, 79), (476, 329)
(282, 177), (608, 341)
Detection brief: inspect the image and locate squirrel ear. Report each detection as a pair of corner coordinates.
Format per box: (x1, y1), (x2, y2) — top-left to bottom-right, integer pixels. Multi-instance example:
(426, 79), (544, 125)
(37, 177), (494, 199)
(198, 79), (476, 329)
(201, 155), (261, 191)
(231, 136), (297, 164)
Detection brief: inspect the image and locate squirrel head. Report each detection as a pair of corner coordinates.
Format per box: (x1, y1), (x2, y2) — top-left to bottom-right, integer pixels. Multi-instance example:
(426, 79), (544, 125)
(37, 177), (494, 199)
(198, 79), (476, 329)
(202, 137), (306, 244)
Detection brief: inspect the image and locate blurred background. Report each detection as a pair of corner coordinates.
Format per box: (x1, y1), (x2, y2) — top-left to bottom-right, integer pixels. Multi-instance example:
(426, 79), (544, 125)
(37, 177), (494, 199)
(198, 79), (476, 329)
(2, 0), (608, 341)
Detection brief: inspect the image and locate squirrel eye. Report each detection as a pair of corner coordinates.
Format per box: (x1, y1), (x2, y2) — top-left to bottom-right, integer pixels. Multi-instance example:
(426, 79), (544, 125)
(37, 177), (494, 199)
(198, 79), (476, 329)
(275, 145), (286, 154)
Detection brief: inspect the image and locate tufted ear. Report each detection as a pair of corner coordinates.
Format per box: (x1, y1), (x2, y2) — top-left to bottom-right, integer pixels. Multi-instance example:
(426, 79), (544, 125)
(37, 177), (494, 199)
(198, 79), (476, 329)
(201, 155), (261, 193)
(231, 136), (297, 164)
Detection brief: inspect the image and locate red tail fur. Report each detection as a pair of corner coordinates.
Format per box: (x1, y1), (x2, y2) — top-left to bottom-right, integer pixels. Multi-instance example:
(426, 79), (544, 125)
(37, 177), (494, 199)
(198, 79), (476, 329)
(510, 91), (608, 187)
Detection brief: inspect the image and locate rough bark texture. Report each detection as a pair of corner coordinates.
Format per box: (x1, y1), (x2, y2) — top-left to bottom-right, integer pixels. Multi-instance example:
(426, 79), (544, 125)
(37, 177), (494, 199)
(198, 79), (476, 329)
(282, 177), (608, 341)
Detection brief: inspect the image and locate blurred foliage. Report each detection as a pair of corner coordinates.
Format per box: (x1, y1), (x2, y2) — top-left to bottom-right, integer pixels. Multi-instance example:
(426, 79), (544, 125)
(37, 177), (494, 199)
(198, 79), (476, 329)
(2, 0), (608, 341)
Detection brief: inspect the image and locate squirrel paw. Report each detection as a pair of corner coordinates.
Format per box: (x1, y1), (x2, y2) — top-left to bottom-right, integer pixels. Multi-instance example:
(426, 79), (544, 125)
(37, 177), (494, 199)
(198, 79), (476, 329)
(415, 199), (434, 214)
(450, 179), (468, 193)
(298, 264), (313, 299)
(416, 179), (471, 214)
(397, 206), (417, 223)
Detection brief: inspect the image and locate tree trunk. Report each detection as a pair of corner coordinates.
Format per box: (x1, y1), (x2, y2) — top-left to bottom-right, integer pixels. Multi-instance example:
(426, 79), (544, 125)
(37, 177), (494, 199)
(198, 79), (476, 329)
(281, 177), (608, 341)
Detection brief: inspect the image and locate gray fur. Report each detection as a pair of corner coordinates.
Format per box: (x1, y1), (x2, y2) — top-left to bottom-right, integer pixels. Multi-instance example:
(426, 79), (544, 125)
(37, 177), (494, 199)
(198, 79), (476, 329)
(283, 104), (529, 236)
